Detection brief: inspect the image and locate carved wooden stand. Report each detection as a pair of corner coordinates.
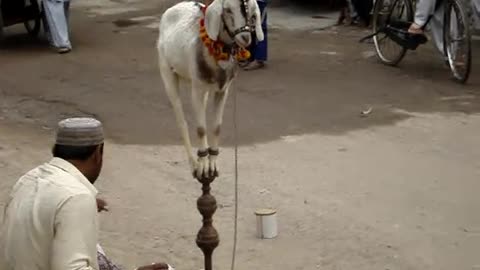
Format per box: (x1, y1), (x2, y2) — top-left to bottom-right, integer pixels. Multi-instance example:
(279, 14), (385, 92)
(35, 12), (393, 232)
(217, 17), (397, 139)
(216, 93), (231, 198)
(196, 175), (220, 270)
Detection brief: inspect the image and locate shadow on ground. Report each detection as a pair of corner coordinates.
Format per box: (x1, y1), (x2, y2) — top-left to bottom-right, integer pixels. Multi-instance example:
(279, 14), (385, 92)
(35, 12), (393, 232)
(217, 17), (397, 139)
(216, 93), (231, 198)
(0, 11), (479, 146)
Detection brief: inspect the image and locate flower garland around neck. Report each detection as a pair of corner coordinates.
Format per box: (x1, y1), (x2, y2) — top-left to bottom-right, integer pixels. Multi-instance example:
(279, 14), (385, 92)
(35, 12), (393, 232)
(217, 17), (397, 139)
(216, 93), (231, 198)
(199, 6), (251, 63)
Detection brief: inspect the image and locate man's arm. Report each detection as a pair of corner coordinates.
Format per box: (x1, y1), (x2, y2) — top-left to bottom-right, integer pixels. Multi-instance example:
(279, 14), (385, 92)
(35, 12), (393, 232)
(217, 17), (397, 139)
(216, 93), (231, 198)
(52, 193), (99, 270)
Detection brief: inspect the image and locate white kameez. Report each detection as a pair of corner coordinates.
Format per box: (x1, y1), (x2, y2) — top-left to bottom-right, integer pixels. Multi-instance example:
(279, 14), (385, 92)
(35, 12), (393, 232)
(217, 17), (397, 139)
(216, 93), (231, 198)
(42, 0), (72, 49)
(414, 0), (445, 53)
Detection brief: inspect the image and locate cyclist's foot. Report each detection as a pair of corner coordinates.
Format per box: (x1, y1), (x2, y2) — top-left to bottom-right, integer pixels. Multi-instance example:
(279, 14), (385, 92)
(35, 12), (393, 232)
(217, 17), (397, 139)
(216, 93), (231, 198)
(408, 23), (424, 35)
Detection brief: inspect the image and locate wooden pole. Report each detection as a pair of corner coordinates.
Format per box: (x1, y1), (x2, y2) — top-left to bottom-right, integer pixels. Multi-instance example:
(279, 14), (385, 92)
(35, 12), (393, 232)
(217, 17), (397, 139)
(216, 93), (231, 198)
(196, 175), (220, 270)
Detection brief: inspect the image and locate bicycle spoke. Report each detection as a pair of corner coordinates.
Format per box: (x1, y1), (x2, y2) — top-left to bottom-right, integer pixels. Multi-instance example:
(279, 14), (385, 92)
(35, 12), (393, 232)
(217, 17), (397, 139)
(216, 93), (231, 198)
(372, 0), (413, 65)
(444, 0), (471, 83)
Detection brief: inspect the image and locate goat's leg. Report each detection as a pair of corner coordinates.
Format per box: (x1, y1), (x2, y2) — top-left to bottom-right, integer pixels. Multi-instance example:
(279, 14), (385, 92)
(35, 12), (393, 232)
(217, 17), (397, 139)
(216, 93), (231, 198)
(209, 86), (230, 177)
(159, 60), (196, 173)
(191, 83), (210, 179)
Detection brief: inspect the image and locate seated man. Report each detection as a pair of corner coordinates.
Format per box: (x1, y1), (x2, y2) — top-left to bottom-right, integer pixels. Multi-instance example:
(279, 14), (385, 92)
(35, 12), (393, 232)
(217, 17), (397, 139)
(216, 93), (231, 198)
(97, 243), (169, 270)
(0, 117), (168, 270)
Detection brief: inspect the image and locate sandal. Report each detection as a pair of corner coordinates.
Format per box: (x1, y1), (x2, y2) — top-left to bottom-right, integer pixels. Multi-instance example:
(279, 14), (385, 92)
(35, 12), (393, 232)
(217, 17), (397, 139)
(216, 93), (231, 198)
(57, 47), (71, 54)
(243, 60), (265, 71)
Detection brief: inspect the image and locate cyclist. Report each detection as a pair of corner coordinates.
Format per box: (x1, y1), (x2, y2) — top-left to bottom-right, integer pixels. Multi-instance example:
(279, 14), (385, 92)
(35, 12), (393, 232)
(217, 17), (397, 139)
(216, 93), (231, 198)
(408, 0), (445, 53)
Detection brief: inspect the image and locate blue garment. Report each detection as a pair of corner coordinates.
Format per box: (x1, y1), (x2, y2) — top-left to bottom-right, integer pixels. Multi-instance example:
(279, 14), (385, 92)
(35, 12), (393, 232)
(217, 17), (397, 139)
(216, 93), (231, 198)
(250, 0), (267, 62)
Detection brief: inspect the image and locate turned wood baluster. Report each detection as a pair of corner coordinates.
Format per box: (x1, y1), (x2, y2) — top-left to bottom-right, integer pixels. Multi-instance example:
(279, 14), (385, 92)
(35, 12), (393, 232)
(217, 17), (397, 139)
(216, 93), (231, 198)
(196, 175), (220, 270)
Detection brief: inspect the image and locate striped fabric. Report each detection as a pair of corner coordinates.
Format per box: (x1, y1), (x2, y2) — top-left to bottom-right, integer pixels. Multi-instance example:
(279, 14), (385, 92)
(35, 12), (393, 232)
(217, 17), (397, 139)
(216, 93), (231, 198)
(97, 248), (122, 270)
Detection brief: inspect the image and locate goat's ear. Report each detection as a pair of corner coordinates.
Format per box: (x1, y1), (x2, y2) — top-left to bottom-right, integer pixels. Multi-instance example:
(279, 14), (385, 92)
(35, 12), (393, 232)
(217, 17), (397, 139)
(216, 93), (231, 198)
(253, 2), (264, 41)
(205, 0), (222, 41)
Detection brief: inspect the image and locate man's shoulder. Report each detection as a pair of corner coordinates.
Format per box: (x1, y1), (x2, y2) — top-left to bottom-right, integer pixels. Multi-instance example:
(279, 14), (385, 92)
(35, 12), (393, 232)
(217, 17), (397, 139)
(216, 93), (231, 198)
(19, 161), (93, 197)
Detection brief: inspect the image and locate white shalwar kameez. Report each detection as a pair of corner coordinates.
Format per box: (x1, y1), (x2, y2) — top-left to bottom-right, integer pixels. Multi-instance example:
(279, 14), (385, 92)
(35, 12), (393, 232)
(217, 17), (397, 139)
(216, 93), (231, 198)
(42, 0), (72, 50)
(414, 0), (445, 54)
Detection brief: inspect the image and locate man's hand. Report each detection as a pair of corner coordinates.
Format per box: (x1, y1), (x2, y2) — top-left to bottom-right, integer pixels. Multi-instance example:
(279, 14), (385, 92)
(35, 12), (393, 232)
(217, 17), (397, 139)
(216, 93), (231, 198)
(135, 263), (169, 270)
(96, 198), (109, 212)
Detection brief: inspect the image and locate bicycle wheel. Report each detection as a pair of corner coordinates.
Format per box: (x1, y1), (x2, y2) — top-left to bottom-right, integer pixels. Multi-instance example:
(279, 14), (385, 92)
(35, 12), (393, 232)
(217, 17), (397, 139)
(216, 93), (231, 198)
(24, 0), (41, 37)
(24, 16), (41, 37)
(373, 0), (414, 66)
(443, 0), (471, 84)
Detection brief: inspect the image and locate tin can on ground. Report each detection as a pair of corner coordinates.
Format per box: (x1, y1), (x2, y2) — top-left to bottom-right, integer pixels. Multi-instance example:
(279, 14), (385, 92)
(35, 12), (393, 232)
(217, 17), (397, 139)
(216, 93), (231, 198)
(255, 208), (277, 239)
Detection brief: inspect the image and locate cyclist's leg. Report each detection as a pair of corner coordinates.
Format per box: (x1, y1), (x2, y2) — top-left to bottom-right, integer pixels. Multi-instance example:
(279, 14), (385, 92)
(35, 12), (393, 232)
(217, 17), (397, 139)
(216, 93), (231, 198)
(473, 0), (480, 30)
(428, 1), (446, 55)
(409, 0), (436, 33)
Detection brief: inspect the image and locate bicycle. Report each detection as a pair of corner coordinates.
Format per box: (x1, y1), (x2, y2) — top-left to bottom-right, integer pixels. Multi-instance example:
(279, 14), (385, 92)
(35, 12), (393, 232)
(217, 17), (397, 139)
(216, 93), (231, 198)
(362, 0), (472, 84)
(0, 0), (42, 41)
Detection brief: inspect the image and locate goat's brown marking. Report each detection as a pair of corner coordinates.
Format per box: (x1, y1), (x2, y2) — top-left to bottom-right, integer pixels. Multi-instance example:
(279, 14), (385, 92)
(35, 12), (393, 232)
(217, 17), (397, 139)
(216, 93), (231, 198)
(197, 127), (206, 137)
(196, 39), (216, 84)
(218, 69), (227, 89)
(218, 65), (237, 89)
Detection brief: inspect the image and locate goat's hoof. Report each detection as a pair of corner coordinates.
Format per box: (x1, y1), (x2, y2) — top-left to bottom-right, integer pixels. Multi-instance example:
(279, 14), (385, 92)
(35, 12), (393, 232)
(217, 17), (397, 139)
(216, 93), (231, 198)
(208, 156), (219, 178)
(194, 156), (210, 180)
(207, 167), (219, 178)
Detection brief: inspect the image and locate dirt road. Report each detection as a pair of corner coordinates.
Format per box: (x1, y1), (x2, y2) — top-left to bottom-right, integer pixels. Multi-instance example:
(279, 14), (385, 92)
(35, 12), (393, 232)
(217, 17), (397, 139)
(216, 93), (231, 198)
(0, 2), (479, 270)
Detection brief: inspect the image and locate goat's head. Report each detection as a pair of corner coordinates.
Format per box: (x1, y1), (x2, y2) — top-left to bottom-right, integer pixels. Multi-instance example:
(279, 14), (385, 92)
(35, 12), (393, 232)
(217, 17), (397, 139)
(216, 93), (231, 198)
(204, 0), (264, 48)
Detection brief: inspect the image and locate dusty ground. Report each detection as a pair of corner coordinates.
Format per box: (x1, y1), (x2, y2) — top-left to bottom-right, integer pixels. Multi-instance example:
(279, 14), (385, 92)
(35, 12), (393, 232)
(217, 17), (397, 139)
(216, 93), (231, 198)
(1, 1), (480, 270)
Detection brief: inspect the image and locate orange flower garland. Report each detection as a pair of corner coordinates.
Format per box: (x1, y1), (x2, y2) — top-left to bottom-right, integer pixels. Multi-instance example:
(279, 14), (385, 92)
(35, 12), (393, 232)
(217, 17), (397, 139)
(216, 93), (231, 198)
(199, 7), (251, 63)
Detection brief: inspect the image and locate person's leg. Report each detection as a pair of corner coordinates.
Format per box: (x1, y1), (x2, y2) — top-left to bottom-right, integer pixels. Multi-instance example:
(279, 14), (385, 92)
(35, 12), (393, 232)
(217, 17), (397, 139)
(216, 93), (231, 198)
(347, 0), (358, 19)
(244, 0), (267, 70)
(351, 0), (372, 26)
(40, 1), (53, 43)
(409, 0), (436, 34)
(254, 1), (267, 63)
(336, 0), (347, 25)
(429, 1), (445, 54)
(42, 0), (71, 52)
(64, 1), (70, 28)
(97, 245), (122, 270)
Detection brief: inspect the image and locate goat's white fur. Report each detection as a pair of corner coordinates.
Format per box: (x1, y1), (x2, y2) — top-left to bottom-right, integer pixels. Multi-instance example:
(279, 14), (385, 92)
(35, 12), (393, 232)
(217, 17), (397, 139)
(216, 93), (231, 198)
(157, 0), (264, 179)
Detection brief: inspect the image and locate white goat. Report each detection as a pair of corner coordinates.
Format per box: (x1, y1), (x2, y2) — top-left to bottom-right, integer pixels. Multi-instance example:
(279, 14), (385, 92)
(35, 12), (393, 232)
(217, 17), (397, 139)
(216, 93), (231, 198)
(157, 0), (264, 179)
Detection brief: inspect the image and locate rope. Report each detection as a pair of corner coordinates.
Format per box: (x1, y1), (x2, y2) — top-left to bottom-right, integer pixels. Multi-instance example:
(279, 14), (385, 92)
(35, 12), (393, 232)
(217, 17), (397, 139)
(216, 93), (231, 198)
(230, 82), (239, 270)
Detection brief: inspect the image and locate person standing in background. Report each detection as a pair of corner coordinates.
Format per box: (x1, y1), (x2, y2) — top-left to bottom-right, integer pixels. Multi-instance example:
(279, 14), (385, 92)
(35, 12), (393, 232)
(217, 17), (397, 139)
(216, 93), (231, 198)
(41, 0), (73, 53)
(243, 0), (267, 70)
(407, 0), (445, 55)
(337, 0), (358, 25)
(350, 0), (373, 26)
